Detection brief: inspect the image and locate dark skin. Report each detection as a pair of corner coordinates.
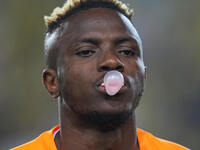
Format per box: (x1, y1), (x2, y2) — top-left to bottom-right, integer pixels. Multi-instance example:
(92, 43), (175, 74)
(43, 8), (146, 150)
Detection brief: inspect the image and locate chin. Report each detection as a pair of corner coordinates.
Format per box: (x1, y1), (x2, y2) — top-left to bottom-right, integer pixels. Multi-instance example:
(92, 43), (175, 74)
(78, 110), (132, 132)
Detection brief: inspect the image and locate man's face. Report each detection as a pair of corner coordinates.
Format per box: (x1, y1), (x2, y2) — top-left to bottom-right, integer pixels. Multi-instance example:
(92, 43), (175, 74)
(47, 8), (145, 117)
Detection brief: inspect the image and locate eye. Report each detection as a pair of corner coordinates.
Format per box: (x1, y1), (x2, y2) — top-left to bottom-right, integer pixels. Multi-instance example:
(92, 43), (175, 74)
(76, 50), (96, 57)
(118, 49), (135, 56)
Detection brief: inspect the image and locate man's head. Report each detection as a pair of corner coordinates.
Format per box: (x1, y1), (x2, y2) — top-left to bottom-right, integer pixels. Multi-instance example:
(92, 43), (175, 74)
(43, 0), (146, 132)
(44, 0), (134, 70)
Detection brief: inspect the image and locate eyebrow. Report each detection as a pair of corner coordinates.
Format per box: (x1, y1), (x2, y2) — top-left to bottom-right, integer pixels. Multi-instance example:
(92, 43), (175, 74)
(114, 37), (134, 45)
(76, 36), (136, 46)
(80, 38), (99, 45)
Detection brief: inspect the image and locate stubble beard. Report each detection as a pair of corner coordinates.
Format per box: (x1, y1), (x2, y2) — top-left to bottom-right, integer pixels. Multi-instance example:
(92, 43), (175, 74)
(79, 74), (144, 132)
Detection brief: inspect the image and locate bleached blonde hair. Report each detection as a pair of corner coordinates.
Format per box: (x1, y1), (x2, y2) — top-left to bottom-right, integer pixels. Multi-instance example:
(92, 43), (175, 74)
(44, 0), (134, 33)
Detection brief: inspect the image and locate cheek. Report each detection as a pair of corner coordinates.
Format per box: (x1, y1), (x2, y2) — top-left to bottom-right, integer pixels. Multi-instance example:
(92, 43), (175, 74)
(136, 58), (145, 76)
(126, 58), (145, 77)
(65, 57), (96, 79)
(60, 62), (95, 96)
(125, 58), (145, 95)
(67, 64), (94, 85)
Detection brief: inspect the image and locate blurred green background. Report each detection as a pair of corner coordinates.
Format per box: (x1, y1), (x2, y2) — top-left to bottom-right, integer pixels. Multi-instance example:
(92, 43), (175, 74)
(0, 0), (199, 149)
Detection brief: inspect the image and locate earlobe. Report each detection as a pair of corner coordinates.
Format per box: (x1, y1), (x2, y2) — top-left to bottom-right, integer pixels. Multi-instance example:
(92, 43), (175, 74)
(42, 69), (60, 99)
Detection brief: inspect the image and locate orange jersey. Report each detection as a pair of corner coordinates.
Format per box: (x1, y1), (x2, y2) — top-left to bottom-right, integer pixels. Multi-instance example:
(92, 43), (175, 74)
(137, 129), (189, 150)
(12, 126), (189, 150)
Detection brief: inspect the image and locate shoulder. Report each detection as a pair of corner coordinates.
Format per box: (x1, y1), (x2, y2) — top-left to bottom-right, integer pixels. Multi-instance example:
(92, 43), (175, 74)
(137, 128), (190, 150)
(11, 126), (59, 150)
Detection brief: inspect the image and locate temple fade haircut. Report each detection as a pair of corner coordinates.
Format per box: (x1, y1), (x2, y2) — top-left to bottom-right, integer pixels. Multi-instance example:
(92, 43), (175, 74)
(44, 0), (134, 33)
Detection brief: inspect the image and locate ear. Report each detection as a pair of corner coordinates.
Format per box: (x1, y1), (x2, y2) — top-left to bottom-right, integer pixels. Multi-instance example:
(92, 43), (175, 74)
(144, 66), (147, 80)
(42, 69), (60, 99)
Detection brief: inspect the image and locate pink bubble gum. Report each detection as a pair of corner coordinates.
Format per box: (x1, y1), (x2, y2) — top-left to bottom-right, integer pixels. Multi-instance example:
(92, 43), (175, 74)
(103, 70), (124, 96)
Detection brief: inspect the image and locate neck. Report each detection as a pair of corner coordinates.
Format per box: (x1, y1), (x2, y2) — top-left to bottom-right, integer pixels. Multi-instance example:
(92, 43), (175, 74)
(55, 101), (138, 150)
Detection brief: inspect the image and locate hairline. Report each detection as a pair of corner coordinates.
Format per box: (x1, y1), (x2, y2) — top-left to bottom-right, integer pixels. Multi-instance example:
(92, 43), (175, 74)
(45, 1), (133, 34)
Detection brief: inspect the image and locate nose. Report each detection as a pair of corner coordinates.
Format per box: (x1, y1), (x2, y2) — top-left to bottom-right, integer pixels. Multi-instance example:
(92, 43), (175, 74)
(97, 51), (124, 72)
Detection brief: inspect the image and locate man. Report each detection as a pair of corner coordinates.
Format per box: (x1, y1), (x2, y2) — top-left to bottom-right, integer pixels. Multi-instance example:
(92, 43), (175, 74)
(12, 0), (189, 149)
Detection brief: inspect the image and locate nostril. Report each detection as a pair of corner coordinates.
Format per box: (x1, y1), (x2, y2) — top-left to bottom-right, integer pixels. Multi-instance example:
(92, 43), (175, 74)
(116, 65), (123, 71)
(99, 65), (124, 72)
(100, 66), (110, 71)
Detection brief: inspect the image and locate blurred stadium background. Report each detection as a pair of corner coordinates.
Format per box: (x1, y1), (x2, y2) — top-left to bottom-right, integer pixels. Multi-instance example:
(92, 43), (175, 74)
(0, 0), (199, 149)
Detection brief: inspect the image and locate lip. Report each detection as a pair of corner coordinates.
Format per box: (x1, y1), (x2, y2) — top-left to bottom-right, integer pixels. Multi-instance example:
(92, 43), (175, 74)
(95, 74), (130, 95)
(96, 83), (128, 95)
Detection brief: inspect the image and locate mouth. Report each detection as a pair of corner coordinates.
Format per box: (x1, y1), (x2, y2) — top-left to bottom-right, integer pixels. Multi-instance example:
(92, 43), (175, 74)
(95, 75), (129, 96)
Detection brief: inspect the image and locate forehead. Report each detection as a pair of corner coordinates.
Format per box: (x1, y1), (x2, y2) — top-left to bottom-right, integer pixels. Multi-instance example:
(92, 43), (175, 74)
(63, 8), (127, 33)
(45, 8), (142, 57)
(58, 8), (141, 43)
